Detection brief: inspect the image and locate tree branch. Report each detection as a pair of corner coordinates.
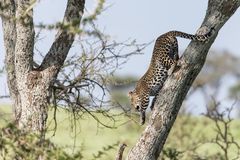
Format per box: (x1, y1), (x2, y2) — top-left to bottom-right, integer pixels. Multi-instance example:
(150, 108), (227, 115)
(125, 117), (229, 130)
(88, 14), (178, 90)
(127, 0), (240, 159)
(15, 0), (35, 75)
(115, 143), (127, 160)
(39, 0), (85, 75)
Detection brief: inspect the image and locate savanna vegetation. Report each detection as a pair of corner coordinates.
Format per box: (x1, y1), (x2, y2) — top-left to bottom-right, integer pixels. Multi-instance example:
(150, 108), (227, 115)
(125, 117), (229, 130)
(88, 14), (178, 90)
(1, 104), (240, 160)
(1, 0), (240, 159)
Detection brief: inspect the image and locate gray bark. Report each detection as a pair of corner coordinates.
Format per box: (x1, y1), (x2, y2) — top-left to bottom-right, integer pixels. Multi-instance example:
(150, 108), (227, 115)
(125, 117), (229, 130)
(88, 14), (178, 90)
(1, 0), (85, 135)
(1, 0), (20, 120)
(127, 0), (240, 159)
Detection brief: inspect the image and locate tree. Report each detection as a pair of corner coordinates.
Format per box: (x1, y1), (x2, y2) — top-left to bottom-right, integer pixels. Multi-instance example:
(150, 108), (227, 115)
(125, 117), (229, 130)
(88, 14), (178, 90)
(126, 0), (240, 159)
(0, 0), (145, 138)
(1, 0), (86, 136)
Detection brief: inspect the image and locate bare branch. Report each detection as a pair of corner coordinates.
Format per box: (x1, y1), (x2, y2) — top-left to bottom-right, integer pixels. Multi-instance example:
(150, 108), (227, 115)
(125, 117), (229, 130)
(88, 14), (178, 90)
(204, 99), (240, 160)
(45, 34), (147, 128)
(115, 143), (127, 160)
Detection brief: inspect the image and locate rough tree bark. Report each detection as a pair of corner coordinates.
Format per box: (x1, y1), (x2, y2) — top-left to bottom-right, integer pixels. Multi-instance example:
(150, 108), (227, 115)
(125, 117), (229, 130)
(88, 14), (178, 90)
(1, 0), (85, 135)
(127, 0), (240, 159)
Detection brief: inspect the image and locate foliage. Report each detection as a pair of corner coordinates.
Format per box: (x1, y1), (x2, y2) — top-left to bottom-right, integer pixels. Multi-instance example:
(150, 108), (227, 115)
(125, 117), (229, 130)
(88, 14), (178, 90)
(108, 75), (137, 88)
(1, 0), (240, 159)
(1, 105), (240, 160)
(193, 50), (240, 89)
(162, 148), (183, 160)
(92, 142), (119, 160)
(160, 100), (240, 160)
(229, 82), (240, 99)
(0, 123), (83, 160)
(205, 100), (240, 160)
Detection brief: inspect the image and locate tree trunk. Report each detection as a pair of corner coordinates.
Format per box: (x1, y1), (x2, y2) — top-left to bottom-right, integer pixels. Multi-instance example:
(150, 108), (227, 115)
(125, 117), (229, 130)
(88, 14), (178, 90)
(127, 0), (240, 159)
(15, 71), (51, 133)
(1, 0), (19, 120)
(1, 0), (85, 136)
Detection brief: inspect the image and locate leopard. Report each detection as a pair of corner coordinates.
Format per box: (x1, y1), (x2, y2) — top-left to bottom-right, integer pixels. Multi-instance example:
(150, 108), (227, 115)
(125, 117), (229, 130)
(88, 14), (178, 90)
(129, 29), (213, 125)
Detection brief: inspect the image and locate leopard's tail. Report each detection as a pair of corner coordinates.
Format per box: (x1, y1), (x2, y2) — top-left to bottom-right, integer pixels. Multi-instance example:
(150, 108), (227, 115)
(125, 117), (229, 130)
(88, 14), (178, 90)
(166, 27), (214, 42)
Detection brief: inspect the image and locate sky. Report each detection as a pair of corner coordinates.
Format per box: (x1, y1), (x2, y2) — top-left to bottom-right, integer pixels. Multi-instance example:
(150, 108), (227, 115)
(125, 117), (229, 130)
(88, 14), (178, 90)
(0, 0), (240, 114)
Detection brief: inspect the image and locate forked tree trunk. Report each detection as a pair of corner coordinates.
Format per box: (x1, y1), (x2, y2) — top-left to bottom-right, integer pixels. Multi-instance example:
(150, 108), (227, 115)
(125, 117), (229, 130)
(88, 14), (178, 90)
(14, 70), (52, 133)
(1, 0), (85, 135)
(126, 0), (240, 159)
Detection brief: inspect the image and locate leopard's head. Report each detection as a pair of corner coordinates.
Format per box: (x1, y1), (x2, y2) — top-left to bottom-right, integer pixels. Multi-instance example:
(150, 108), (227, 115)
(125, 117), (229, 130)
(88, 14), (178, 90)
(128, 90), (141, 112)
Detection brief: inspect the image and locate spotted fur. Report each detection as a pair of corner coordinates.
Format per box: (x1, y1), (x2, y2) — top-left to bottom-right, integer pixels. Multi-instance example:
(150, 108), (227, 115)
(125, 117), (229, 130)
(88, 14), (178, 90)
(129, 30), (212, 125)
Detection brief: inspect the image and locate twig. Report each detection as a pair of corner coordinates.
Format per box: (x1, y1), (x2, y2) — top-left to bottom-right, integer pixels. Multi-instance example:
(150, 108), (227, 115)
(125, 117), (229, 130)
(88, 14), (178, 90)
(115, 143), (127, 160)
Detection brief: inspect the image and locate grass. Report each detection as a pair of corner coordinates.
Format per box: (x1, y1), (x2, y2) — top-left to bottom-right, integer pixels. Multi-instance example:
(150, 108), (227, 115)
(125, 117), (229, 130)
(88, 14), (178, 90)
(0, 104), (12, 128)
(1, 105), (240, 159)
